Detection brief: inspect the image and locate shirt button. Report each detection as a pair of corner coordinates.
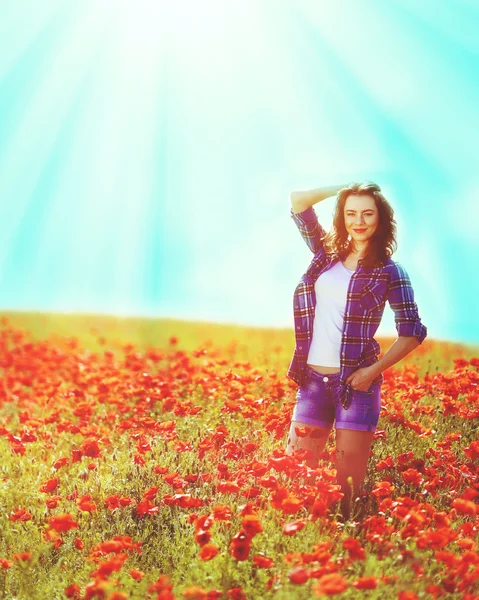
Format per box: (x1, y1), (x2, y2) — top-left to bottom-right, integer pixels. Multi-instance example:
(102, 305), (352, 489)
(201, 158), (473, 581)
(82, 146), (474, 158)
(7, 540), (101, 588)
(296, 326), (300, 329)
(323, 376), (329, 382)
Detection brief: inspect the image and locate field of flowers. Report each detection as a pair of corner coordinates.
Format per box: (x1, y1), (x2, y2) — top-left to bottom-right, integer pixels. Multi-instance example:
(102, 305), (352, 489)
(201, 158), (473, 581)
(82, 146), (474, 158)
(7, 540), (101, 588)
(1, 313), (479, 600)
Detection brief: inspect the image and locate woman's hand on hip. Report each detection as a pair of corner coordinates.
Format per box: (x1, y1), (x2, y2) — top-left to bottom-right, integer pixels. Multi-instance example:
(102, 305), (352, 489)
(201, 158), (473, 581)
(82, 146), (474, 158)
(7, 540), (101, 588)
(345, 366), (376, 392)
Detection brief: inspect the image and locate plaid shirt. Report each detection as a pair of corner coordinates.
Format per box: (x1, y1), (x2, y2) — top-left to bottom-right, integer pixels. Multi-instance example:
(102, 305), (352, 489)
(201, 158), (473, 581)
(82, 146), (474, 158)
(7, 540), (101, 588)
(287, 205), (427, 409)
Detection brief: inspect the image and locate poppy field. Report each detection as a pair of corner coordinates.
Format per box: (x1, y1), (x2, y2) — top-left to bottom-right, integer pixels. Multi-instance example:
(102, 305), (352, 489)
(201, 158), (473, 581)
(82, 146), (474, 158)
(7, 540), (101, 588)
(1, 313), (478, 600)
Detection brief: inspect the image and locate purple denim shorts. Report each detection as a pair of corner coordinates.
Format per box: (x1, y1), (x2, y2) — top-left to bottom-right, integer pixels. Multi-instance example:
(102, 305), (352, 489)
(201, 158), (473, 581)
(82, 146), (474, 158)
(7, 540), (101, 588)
(291, 365), (381, 432)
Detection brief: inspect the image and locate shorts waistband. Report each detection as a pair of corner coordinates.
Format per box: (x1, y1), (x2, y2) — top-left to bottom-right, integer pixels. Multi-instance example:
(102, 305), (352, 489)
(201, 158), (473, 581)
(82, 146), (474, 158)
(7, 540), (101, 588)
(306, 365), (341, 379)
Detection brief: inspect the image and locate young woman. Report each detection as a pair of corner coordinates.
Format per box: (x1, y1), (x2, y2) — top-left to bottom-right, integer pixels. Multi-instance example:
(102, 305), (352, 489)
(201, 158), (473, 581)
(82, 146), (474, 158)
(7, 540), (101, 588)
(285, 181), (427, 521)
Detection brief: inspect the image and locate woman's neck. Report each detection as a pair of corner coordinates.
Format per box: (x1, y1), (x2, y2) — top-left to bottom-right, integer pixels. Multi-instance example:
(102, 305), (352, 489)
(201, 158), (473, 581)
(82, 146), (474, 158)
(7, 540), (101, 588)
(349, 245), (368, 259)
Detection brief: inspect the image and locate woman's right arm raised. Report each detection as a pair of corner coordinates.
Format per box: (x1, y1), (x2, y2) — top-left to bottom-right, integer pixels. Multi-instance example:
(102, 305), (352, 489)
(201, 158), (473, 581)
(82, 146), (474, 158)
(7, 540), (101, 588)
(290, 184), (346, 253)
(291, 184), (346, 212)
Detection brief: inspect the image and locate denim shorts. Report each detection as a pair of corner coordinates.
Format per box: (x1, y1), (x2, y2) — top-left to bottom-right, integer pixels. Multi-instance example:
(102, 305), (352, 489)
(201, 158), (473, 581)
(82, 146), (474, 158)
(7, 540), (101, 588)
(291, 365), (381, 432)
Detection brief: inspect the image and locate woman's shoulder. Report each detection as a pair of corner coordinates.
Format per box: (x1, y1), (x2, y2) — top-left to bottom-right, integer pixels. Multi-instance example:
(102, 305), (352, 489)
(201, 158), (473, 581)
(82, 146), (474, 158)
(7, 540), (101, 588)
(382, 258), (413, 282)
(382, 258), (396, 270)
(369, 257), (396, 274)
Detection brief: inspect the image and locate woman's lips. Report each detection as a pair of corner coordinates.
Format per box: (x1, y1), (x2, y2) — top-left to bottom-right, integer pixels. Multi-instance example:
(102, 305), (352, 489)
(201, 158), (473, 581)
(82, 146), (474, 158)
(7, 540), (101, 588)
(353, 228), (367, 232)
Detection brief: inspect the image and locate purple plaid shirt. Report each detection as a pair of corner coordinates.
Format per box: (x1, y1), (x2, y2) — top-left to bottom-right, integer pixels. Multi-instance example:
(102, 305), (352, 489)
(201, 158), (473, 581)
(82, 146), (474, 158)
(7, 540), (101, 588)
(287, 205), (427, 409)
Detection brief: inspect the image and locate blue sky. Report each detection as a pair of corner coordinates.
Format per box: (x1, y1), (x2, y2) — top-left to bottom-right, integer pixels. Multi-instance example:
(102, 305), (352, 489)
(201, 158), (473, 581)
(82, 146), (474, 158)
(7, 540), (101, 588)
(0, 0), (478, 343)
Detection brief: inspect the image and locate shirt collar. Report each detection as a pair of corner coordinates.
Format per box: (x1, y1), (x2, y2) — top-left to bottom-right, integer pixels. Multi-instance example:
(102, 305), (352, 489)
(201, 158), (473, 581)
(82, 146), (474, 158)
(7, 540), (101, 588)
(327, 253), (384, 271)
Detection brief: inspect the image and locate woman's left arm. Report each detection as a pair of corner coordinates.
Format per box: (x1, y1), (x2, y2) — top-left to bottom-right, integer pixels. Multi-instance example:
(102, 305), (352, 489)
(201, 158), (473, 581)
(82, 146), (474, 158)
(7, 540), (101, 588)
(347, 262), (427, 388)
(386, 261), (428, 343)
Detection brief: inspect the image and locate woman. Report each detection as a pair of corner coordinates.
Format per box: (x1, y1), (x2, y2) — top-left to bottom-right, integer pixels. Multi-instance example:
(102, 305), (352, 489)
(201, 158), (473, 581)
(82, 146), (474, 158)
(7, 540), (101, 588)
(285, 181), (427, 522)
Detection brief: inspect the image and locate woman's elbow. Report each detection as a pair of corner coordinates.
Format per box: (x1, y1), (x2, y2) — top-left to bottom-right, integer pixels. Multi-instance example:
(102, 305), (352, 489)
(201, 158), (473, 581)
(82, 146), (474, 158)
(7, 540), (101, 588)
(398, 335), (422, 350)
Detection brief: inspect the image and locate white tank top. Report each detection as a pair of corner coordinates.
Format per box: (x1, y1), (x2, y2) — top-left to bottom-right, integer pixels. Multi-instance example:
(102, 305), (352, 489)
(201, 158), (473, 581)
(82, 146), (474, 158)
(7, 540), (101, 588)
(307, 259), (354, 368)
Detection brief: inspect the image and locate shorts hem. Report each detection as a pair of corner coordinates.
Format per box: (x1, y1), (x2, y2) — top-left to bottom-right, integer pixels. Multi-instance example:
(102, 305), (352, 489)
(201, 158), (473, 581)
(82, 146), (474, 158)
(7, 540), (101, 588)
(291, 415), (334, 429)
(335, 421), (376, 432)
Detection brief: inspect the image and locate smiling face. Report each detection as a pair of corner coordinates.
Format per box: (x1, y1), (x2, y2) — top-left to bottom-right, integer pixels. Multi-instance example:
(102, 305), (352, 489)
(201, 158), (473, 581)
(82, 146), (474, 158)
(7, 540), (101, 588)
(343, 194), (379, 248)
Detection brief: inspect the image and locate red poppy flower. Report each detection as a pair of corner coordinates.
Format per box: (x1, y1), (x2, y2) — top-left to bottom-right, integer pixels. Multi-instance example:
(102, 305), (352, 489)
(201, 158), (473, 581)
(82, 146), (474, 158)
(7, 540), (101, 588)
(129, 569), (144, 580)
(343, 537), (366, 561)
(39, 477), (59, 493)
(47, 513), (79, 532)
(352, 576), (379, 589)
(52, 457), (69, 470)
(136, 498), (159, 516)
(451, 499), (477, 516)
(195, 528), (211, 546)
(9, 508), (32, 522)
(81, 439), (101, 458)
(283, 520), (306, 535)
(313, 572), (349, 596)
(289, 568), (310, 584)
(253, 555), (274, 568)
(241, 514), (263, 538)
(199, 544), (219, 561)
(229, 530), (251, 561)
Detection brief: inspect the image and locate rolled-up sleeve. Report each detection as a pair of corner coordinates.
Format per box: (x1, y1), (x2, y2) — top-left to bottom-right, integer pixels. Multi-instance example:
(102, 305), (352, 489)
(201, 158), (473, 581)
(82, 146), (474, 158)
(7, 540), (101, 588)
(290, 205), (326, 254)
(387, 262), (427, 344)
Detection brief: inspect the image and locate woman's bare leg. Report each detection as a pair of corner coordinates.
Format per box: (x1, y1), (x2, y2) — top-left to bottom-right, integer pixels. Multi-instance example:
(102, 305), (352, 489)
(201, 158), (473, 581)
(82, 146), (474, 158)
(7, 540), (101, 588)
(285, 419), (333, 469)
(335, 428), (375, 520)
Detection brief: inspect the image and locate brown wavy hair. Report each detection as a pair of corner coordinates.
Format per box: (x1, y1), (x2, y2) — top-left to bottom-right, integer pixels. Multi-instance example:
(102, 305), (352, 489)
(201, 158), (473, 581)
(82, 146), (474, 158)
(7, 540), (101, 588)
(322, 181), (398, 268)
